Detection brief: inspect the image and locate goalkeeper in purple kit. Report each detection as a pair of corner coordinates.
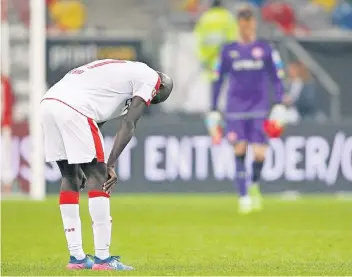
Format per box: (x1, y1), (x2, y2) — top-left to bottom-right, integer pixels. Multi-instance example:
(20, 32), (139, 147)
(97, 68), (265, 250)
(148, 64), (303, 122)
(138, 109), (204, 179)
(210, 7), (285, 214)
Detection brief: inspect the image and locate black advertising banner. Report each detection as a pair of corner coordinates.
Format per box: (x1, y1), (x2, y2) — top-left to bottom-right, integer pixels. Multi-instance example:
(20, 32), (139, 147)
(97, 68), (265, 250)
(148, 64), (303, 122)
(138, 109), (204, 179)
(46, 37), (143, 87)
(5, 116), (352, 194)
(40, 115), (352, 193)
(95, 117), (352, 194)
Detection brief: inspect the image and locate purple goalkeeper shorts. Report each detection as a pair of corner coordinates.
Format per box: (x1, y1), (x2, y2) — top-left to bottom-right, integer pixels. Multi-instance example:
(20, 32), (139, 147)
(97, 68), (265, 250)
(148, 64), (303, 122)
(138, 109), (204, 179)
(225, 118), (267, 145)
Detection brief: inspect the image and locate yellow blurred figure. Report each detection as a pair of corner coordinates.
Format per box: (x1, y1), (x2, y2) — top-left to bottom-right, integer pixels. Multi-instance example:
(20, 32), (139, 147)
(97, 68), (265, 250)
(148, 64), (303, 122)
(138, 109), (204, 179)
(194, 0), (238, 81)
(312, 0), (337, 11)
(50, 0), (86, 31)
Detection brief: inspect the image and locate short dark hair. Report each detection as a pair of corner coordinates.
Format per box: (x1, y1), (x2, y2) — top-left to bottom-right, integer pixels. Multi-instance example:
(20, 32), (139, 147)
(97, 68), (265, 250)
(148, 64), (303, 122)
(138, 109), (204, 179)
(237, 7), (254, 19)
(212, 0), (222, 7)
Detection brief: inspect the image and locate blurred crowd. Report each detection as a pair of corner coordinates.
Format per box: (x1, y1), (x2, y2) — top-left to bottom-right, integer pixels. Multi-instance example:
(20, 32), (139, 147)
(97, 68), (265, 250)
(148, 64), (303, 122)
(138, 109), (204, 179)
(284, 62), (320, 123)
(8, 0), (352, 33)
(183, 0), (352, 34)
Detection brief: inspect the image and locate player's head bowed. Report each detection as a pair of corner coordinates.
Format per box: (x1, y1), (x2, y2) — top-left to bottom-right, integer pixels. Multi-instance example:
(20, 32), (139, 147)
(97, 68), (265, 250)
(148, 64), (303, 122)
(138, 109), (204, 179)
(151, 72), (174, 105)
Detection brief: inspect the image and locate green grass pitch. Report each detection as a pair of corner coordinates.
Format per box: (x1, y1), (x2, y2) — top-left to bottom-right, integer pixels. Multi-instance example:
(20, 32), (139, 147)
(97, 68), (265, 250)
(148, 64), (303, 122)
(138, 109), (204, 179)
(1, 194), (352, 276)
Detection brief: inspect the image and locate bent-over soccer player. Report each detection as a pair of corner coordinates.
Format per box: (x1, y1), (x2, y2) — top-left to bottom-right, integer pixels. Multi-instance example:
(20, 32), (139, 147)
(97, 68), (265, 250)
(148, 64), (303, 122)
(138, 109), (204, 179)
(40, 60), (173, 270)
(212, 7), (285, 214)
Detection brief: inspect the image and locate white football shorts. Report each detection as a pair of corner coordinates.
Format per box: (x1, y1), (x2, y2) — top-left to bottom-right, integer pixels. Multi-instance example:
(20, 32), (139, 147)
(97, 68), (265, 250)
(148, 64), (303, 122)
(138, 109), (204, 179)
(40, 99), (105, 164)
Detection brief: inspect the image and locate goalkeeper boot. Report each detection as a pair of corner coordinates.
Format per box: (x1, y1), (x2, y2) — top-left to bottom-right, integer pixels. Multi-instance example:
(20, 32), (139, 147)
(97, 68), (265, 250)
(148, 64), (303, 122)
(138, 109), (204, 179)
(249, 183), (263, 212)
(238, 196), (252, 214)
(92, 256), (133, 271)
(66, 254), (94, 270)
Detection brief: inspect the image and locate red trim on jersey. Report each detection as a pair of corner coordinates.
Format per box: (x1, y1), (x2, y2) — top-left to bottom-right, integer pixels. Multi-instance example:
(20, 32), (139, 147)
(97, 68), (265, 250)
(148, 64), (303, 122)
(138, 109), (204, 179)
(144, 76), (161, 107)
(42, 98), (105, 162)
(59, 191), (79, 204)
(155, 76), (161, 91)
(87, 118), (105, 163)
(41, 98), (89, 118)
(88, 190), (110, 198)
(87, 60), (126, 69)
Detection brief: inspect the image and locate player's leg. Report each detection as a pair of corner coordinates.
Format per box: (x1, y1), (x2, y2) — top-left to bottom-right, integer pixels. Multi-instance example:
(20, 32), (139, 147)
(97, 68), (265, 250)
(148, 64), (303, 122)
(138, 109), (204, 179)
(48, 100), (110, 269)
(84, 160), (111, 261)
(226, 119), (251, 214)
(57, 160), (93, 269)
(250, 143), (267, 211)
(40, 100), (93, 269)
(248, 118), (269, 211)
(234, 141), (252, 214)
(57, 101), (131, 270)
(82, 160), (133, 271)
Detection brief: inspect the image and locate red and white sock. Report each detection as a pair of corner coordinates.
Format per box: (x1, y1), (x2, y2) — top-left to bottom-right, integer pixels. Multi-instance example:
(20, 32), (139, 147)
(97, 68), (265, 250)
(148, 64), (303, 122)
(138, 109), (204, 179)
(59, 191), (85, 260)
(88, 190), (112, 260)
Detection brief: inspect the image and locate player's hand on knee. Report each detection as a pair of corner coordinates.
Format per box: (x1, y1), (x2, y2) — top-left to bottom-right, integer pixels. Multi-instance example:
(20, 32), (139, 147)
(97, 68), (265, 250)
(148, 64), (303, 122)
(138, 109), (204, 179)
(79, 174), (87, 191)
(103, 166), (118, 194)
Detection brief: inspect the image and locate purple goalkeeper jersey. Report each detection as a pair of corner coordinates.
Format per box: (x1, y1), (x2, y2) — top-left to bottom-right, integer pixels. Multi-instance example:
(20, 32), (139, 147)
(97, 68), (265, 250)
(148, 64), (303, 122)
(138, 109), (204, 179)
(212, 39), (285, 117)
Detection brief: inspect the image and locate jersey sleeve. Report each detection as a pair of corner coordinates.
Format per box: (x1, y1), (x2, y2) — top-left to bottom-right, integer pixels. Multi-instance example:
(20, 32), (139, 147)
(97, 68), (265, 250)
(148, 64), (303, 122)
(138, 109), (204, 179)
(267, 44), (285, 103)
(132, 69), (161, 106)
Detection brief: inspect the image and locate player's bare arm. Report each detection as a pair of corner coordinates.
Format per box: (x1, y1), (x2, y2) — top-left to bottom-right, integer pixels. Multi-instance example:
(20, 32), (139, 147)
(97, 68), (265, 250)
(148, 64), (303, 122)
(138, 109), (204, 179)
(103, 72), (173, 194)
(103, 96), (146, 193)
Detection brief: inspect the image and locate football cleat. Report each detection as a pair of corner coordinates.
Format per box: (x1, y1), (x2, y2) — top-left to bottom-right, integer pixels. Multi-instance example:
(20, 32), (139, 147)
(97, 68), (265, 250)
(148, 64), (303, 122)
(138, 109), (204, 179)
(238, 196), (253, 214)
(66, 254), (94, 270)
(249, 183), (263, 211)
(92, 256), (134, 271)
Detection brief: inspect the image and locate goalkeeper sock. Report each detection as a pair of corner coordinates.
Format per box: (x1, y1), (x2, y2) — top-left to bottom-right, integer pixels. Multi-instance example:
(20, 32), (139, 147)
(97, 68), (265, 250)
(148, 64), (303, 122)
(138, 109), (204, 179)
(252, 161), (264, 184)
(235, 155), (248, 197)
(88, 190), (112, 260)
(59, 191), (85, 260)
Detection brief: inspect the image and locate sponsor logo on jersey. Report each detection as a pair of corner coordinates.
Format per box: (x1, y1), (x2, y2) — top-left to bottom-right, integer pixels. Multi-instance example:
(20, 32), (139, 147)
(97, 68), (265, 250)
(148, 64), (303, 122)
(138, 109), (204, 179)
(229, 50), (239, 58)
(152, 88), (157, 98)
(232, 59), (264, 70)
(252, 47), (264, 59)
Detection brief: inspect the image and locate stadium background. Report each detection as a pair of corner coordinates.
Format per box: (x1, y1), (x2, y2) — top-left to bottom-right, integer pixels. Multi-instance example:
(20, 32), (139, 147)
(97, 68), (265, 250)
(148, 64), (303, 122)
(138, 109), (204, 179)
(1, 1), (352, 276)
(2, 0), (352, 195)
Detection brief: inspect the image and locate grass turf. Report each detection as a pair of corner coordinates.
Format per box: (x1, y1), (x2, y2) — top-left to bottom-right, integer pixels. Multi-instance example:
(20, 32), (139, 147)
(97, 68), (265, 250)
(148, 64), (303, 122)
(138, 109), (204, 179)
(1, 194), (352, 276)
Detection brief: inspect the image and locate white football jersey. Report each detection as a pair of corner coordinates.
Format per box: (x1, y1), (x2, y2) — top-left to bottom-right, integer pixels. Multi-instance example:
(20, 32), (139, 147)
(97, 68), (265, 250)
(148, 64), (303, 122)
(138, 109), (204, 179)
(43, 59), (160, 123)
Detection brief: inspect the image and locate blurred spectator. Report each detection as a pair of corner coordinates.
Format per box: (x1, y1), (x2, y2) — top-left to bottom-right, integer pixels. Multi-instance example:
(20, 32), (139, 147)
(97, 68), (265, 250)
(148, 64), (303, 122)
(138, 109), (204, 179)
(193, 0), (238, 81)
(262, 1), (297, 34)
(181, 0), (205, 15)
(48, 0), (86, 31)
(261, 1), (309, 35)
(248, 0), (266, 7)
(312, 0), (337, 11)
(284, 62), (317, 119)
(332, 1), (352, 30)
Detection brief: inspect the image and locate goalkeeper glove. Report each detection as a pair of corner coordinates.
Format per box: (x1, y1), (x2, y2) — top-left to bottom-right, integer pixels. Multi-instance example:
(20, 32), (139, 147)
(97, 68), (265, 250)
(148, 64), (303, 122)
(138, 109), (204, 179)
(264, 104), (287, 138)
(205, 111), (223, 145)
